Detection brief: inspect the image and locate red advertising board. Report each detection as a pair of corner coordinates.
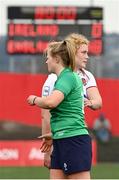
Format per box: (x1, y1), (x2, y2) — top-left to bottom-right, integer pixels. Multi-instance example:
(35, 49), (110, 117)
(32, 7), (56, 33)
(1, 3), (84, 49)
(0, 141), (44, 166)
(0, 73), (119, 135)
(0, 140), (96, 166)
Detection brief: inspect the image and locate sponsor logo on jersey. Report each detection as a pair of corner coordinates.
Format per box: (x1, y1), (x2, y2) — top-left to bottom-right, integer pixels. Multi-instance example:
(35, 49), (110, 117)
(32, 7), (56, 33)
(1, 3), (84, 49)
(81, 78), (87, 86)
(63, 162), (68, 171)
(43, 86), (50, 96)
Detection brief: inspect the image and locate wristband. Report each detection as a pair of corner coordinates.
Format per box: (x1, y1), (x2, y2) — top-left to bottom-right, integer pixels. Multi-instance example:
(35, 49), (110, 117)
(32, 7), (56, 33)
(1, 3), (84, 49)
(33, 96), (37, 105)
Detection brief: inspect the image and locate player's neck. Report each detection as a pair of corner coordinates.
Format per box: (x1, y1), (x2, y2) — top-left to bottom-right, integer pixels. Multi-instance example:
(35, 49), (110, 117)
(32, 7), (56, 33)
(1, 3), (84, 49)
(55, 66), (65, 77)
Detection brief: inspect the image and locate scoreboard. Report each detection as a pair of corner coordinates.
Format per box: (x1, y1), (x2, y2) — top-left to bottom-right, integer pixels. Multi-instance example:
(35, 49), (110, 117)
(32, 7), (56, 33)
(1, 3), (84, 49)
(7, 6), (103, 55)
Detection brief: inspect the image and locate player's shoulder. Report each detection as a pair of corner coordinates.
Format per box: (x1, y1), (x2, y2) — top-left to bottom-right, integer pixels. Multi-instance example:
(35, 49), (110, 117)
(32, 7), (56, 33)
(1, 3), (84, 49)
(47, 73), (57, 82)
(83, 69), (96, 80)
(43, 73), (57, 87)
(83, 69), (94, 77)
(42, 73), (57, 96)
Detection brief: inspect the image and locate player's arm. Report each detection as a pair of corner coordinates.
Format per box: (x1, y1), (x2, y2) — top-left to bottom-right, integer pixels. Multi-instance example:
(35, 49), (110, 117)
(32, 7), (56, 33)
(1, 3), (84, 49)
(27, 90), (64, 109)
(41, 109), (51, 135)
(41, 109), (53, 153)
(85, 87), (102, 110)
(41, 108), (52, 168)
(27, 90), (64, 152)
(38, 130), (53, 168)
(40, 74), (57, 168)
(41, 73), (56, 143)
(84, 71), (102, 110)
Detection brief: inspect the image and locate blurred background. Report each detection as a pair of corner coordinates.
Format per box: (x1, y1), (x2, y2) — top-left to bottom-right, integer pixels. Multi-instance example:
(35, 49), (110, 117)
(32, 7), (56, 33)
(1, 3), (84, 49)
(0, 0), (119, 179)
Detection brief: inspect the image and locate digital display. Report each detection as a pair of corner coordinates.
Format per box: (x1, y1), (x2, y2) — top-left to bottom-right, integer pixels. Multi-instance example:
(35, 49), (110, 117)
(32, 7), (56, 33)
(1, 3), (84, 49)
(8, 6), (103, 20)
(7, 6), (103, 55)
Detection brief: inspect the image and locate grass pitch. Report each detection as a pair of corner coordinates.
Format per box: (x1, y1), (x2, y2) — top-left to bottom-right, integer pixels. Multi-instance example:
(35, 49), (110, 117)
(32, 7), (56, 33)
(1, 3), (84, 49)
(0, 163), (119, 179)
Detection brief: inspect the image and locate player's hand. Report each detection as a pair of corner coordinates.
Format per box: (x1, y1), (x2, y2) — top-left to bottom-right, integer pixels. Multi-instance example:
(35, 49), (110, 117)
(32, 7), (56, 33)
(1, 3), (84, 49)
(44, 151), (52, 169)
(38, 133), (52, 140)
(27, 95), (37, 105)
(84, 98), (93, 108)
(38, 133), (53, 153)
(40, 139), (52, 153)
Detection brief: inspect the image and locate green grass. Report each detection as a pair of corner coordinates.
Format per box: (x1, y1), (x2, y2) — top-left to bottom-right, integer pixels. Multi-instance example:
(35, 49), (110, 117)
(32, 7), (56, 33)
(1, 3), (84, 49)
(0, 163), (119, 179)
(0, 166), (49, 179)
(91, 163), (119, 179)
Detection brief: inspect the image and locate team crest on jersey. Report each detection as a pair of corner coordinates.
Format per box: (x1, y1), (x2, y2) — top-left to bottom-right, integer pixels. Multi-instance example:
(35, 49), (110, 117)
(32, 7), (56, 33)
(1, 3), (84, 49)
(81, 78), (87, 86)
(43, 86), (50, 96)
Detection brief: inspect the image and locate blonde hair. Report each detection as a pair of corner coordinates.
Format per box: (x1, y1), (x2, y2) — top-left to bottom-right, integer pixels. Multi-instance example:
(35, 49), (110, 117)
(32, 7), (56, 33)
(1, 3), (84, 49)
(47, 40), (76, 71)
(65, 33), (89, 54)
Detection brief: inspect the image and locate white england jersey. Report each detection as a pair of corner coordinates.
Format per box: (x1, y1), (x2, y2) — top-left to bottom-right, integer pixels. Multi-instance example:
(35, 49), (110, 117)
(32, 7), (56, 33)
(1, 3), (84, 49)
(42, 69), (97, 98)
(42, 73), (57, 96)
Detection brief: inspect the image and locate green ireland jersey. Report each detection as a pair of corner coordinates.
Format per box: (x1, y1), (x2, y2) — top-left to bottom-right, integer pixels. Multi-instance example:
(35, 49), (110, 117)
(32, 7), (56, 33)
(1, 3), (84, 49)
(50, 68), (88, 139)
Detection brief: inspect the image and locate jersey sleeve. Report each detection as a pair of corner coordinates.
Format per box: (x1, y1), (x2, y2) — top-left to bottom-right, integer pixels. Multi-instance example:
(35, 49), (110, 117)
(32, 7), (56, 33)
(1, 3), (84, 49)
(54, 73), (75, 97)
(86, 71), (97, 89)
(42, 73), (57, 97)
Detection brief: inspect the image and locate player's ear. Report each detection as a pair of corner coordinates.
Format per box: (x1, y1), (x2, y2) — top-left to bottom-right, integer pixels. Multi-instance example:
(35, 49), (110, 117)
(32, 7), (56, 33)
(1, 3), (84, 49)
(55, 55), (61, 63)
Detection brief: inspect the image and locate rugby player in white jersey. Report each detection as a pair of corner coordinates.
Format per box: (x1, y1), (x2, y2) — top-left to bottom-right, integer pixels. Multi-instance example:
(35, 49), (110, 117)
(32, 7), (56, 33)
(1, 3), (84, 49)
(40, 33), (102, 168)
